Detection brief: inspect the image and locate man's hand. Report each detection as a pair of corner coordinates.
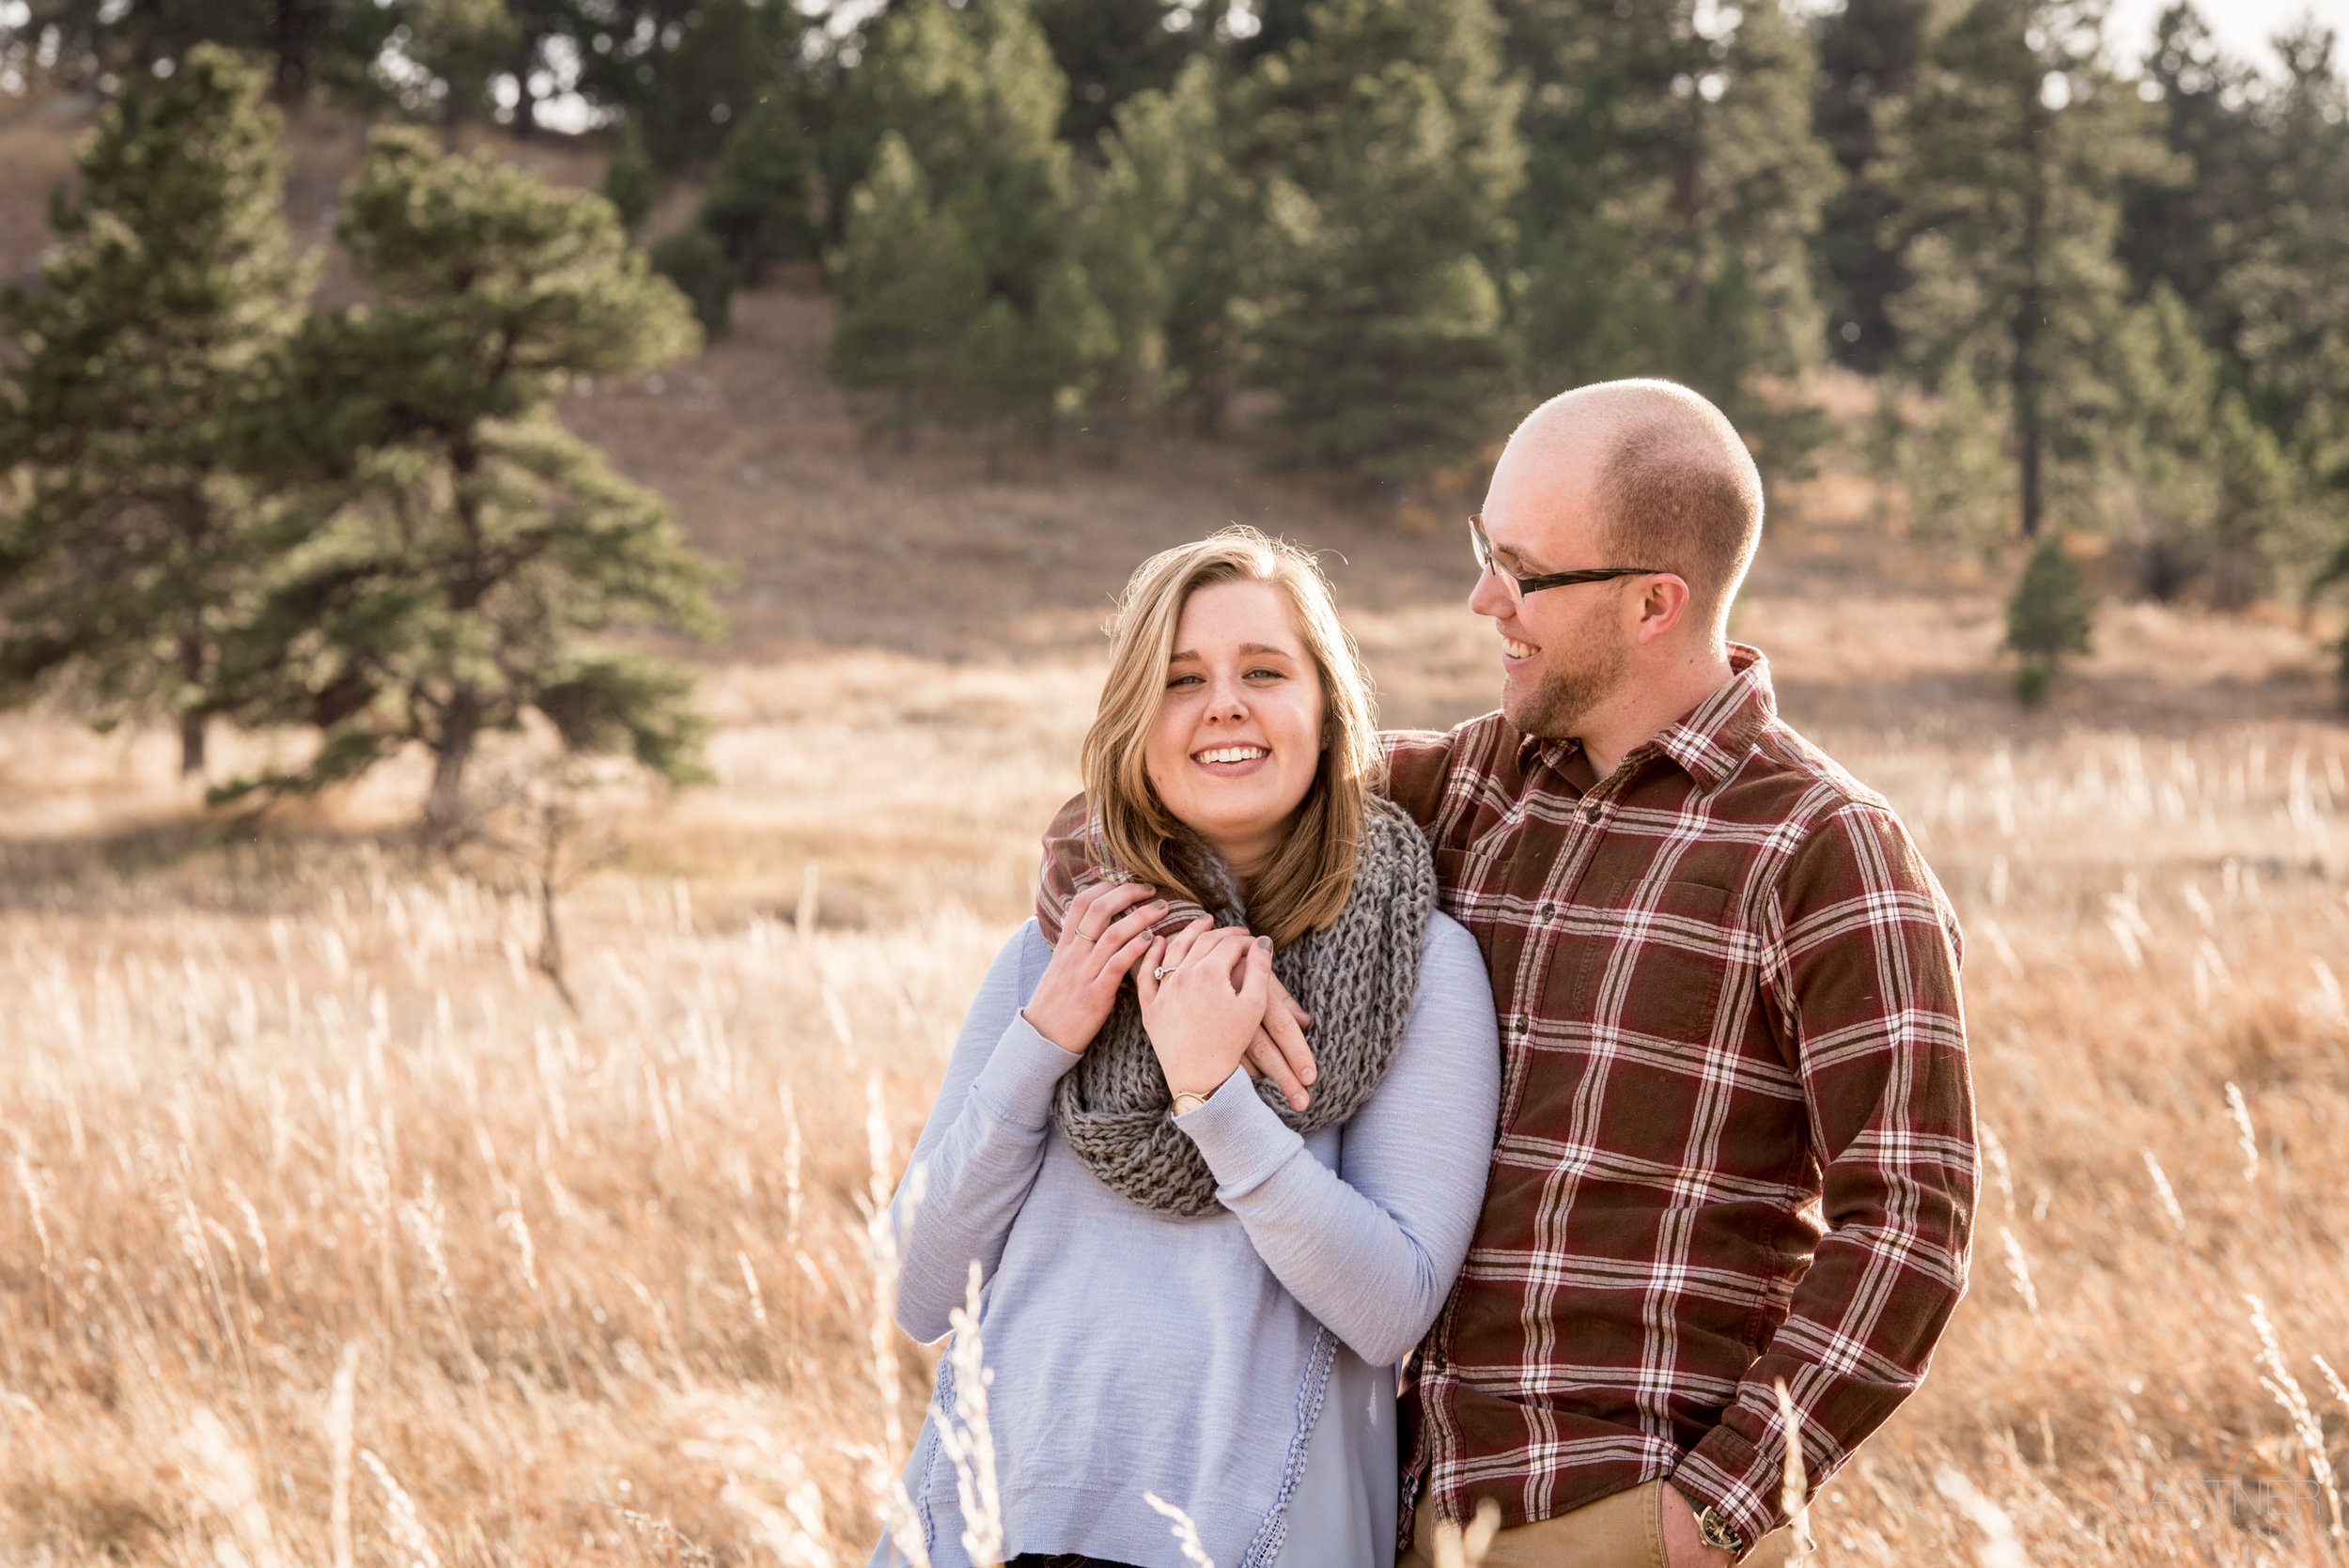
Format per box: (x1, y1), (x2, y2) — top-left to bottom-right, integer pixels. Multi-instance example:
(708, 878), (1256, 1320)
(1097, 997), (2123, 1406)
(1240, 971), (1315, 1111)
(1661, 1485), (1735, 1568)
(1020, 880), (1166, 1053)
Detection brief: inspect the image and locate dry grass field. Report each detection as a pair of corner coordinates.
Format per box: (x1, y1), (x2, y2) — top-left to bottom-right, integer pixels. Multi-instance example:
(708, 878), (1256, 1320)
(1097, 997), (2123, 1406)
(3, 98), (2348, 1565)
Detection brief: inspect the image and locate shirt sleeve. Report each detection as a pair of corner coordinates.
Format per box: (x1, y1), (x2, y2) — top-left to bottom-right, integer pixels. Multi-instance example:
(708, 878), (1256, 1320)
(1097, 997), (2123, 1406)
(1034, 792), (1209, 943)
(1380, 729), (1461, 831)
(889, 923), (1085, 1343)
(1672, 800), (1977, 1547)
(1172, 914), (1501, 1366)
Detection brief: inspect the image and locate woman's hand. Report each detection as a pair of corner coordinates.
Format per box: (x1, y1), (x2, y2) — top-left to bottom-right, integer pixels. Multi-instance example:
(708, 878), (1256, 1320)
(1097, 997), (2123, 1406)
(1020, 880), (1168, 1053)
(1136, 919), (1274, 1102)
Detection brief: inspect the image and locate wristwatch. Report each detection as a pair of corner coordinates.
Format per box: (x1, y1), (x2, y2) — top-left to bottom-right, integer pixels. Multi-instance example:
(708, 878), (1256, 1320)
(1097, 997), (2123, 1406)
(1696, 1504), (1745, 1554)
(1171, 1090), (1210, 1116)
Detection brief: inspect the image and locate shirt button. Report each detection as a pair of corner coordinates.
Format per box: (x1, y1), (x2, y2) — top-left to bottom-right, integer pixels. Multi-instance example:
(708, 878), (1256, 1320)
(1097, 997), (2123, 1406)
(1582, 801), (1603, 824)
(1537, 902), (1556, 920)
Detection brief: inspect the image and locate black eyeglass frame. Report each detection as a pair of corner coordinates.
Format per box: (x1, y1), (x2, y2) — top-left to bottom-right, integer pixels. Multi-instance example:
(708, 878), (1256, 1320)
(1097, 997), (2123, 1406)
(1470, 514), (1671, 597)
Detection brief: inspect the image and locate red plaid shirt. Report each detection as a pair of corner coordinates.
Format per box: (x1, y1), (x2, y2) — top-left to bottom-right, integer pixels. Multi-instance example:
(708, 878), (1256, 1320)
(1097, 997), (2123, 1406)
(1035, 645), (1975, 1550)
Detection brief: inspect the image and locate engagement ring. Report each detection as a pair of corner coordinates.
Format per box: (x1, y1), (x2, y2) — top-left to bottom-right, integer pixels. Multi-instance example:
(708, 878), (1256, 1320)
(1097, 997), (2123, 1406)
(1152, 965), (1180, 980)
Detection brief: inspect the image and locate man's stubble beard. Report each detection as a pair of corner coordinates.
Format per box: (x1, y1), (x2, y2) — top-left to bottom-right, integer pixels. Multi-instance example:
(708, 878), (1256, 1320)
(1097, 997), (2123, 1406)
(1505, 621), (1632, 743)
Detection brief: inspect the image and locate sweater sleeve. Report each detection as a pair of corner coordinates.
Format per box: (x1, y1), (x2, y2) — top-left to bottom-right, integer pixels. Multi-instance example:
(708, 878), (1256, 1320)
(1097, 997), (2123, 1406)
(889, 923), (1084, 1344)
(1174, 914), (1501, 1365)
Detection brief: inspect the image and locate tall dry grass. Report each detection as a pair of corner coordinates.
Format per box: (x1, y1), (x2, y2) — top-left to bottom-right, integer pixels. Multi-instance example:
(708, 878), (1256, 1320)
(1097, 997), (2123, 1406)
(2, 642), (2346, 1566)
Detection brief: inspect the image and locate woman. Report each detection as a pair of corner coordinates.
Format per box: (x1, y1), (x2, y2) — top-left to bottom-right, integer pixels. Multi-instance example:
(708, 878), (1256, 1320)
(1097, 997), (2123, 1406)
(875, 528), (1500, 1568)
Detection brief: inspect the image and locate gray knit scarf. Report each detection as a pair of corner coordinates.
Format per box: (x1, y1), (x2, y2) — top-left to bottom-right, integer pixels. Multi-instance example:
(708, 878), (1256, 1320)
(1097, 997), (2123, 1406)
(1052, 797), (1436, 1218)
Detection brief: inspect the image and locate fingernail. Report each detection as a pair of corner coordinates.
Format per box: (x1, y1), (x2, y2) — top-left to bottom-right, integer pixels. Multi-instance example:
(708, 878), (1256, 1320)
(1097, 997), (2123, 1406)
(1301, 1066), (1316, 1084)
(1256, 936), (1272, 952)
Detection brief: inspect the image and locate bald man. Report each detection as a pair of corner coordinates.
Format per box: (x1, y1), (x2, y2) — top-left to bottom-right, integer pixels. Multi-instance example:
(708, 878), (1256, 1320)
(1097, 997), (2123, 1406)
(1035, 380), (1975, 1567)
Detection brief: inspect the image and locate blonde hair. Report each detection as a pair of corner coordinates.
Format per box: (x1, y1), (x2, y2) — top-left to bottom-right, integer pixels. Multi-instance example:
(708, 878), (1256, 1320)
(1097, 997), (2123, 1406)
(1081, 526), (1382, 950)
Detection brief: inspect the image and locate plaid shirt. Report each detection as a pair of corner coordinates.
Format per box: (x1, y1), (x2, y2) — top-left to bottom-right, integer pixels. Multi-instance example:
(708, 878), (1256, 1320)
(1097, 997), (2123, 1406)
(1034, 645), (1975, 1551)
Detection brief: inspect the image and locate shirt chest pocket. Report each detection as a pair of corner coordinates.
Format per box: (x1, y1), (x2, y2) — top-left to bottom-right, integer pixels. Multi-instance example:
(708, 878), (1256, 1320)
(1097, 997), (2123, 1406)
(1563, 877), (1738, 1045)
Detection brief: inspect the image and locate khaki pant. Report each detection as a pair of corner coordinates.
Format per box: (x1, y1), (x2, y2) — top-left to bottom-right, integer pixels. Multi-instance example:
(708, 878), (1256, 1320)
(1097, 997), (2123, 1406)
(1397, 1480), (1796, 1568)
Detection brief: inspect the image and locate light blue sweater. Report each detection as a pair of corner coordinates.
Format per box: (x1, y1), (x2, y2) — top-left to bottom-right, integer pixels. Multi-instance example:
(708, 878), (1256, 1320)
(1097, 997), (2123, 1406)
(874, 914), (1500, 1568)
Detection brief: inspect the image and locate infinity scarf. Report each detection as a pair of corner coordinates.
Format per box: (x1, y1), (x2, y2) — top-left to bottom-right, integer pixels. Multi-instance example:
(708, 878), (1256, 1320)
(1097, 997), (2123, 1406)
(1051, 797), (1436, 1218)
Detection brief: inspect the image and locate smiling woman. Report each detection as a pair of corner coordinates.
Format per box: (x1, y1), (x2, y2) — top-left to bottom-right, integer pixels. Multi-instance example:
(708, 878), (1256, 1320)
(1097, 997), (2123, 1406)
(1083, 528), (1383, 952)
(871, 525), (1501, 1568)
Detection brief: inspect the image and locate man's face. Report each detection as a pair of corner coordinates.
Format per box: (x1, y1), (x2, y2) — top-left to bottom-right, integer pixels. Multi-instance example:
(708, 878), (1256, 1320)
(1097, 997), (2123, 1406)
(1470, 437), (1636, 742)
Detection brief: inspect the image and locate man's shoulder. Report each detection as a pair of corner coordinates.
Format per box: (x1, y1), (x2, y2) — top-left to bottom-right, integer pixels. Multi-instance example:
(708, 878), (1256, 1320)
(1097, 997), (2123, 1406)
(1735, 712), (1901, 827)
(1382, 710), (1523, 820)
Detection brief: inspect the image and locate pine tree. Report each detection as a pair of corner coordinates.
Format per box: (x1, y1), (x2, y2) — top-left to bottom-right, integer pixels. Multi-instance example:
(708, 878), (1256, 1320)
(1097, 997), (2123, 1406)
(1498, 0), (1840, 468)
(1235, 0), (1525, 485)
(2005, 535), (2093, 706)
(0, 45), (312, 778)
(577, 0), (806, 172)
(1078, 56), (1250, 442)
(650, 225), (739, 334)
(400, 0), (522, 137)
(2118, 5), (2267, 345)
(1811, 0), (1933, 371)
(219, 127), (720, 831)
(601, 125), (660, 233)
(825, 0), (1104, 449)
(1898, 365), (2012, 558)
(1890, 0), (2170, 538)
(826, 132), (988, 444)
(1032, 0), (1206, 147)
(698, 86), (820, 285)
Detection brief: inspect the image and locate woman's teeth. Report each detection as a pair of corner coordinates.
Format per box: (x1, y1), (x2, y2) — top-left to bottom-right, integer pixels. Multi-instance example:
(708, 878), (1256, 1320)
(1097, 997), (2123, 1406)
(1503, 637), (1537, 660)
(1196, 746), (1268, 764)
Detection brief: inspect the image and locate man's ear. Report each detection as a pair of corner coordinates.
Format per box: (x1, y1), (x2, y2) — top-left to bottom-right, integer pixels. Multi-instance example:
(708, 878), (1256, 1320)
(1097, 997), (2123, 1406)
(1629, 574), (1692, 646)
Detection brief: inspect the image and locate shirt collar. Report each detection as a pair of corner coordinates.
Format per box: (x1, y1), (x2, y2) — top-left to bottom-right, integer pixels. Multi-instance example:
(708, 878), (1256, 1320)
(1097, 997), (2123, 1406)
(1514, 644), (1776, 789)
(1649, 643), (1774, 788)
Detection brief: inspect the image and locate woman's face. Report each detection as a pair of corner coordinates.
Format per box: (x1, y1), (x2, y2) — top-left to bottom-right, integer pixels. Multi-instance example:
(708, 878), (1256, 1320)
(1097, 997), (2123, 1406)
(1143, 579), (1328, 878)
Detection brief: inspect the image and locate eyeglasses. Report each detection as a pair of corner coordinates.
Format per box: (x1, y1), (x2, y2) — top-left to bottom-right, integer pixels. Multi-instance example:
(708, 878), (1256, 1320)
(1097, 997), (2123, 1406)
(1470, 515), (1668, 598)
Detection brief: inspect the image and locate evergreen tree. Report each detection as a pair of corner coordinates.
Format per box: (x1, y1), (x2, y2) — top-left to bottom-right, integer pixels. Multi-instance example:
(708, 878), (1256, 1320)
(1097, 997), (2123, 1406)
(697, 86), (820, 284)
(2224, 25), (2349, 483)
(576, 0), (806, 171)
(1498, 0), (1839, 470)
(1897, 365), (2012, 557)
(1032, 0), (1206, 147)
(1230, 0), (1315, 65)
(2005, 535), (2093, 705)
(220, 128), (720, 831)
(2118, 5), (2267, 344)
(1811, 0), (1932, 371)
(1234, 0), (1524, 484)
(650, 225), (739, 334)
(825, 0), (1106, 449)
(826, 132), (988, 443)
(1078, 56), (1251, 441)
(1890, 0), (2170, 538)
(7, 0), (395, 103)
(399, 0), (522, 137)
(601, 125), (661, 233)
(0, 45), (311, 778)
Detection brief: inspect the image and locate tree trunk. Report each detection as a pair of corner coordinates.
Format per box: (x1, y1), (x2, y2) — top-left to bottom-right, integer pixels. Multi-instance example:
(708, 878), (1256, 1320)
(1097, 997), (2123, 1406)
(2014, 96), (2049, 541)
(508, 37), (539, 136)
(424, 694), (480, 837)
(178, 626), (208, 777)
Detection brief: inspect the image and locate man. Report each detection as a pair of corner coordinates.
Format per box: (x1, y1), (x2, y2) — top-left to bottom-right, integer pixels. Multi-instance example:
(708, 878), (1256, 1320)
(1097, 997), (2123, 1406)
(1039, 380), (1975, 1565)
